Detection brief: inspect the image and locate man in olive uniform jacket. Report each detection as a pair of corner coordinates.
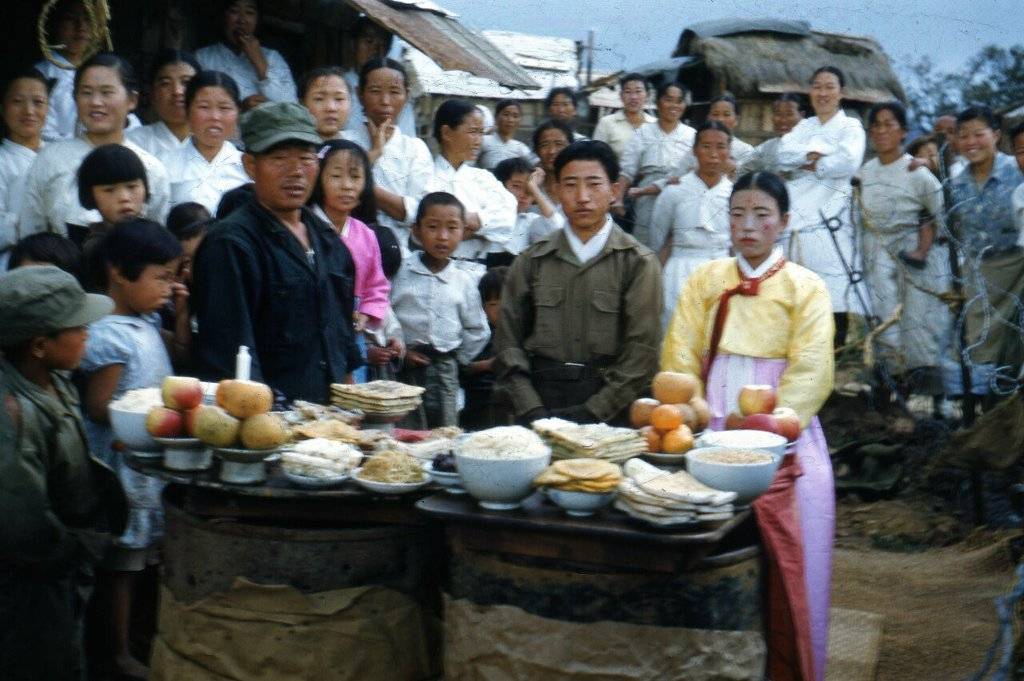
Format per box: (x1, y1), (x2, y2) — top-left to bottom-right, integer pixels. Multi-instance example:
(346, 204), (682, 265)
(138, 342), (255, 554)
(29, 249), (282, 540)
(494, 140), (662, 424)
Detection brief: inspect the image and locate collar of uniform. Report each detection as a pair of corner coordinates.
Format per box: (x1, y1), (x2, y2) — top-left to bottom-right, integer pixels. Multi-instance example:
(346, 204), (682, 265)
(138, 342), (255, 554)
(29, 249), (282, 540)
(250, 198), (335, 243)
(531, 216), (630, 259)
(408, 252), (454, 282)
(0, 358), (78, 424)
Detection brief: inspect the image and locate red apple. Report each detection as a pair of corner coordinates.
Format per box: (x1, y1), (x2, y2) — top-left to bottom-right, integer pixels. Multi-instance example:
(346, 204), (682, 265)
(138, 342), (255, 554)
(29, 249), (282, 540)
(772, 407), (802, 442)
(182, 407), (202, 438)
(741, 413), (780, 435)
(162, 376), (203, 410)
(738, 384), (777, 416)
(146, 406), (184, 437)
(725, 411), (745, 430)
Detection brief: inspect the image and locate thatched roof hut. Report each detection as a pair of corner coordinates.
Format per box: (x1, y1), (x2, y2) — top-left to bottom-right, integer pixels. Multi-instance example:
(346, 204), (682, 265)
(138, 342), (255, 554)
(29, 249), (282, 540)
(661, 19), (906, 143)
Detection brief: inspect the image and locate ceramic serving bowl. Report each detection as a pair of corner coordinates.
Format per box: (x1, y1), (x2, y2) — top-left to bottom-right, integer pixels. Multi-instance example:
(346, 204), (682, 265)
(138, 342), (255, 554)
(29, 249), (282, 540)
(546, 488), (616, 517)
(695, 429), (788, 458)
(454, 447), (551, 511)
(109, 405), (161, 453)
(684, 446), (783, 503)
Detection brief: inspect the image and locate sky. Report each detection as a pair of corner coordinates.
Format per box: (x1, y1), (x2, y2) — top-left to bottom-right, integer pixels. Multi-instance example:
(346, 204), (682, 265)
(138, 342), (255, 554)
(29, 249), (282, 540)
(437, 0), (1022, 76)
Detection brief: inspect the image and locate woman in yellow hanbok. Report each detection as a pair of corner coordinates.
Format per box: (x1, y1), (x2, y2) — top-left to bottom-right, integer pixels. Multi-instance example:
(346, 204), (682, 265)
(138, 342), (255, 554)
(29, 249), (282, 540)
(661, 171), (835, 681)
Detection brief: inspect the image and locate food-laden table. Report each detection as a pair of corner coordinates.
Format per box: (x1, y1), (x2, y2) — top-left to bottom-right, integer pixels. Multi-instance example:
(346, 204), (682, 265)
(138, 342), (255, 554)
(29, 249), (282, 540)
(128, 457), (445, 681)
(416, 492), (767, 681)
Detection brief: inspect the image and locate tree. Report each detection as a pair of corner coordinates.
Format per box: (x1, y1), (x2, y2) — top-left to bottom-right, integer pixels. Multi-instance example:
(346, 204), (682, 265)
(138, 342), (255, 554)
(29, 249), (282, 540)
(960, 45), (1024, 114)
(897, 55), (962, 132)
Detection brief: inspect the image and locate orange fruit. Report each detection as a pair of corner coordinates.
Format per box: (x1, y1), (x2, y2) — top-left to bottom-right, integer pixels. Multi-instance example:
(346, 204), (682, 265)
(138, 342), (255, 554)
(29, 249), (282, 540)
(689, 396), (711, 430)
(652, 372), (698, 404)
(672, 403), (697, 430)
(639, 425), (661, 453)
(629, 398), (661, 428)
(662, 425), (694, 454)
(650, 404), (684, 433)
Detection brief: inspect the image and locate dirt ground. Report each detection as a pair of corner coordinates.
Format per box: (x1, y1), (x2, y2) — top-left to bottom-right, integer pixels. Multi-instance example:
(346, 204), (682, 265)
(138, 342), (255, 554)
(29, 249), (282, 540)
(821, 372), (1021, 680)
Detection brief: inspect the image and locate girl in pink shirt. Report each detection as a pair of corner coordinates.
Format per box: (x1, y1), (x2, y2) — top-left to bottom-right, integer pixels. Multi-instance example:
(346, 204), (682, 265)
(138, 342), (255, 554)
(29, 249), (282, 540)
(312, 139), (390, 330)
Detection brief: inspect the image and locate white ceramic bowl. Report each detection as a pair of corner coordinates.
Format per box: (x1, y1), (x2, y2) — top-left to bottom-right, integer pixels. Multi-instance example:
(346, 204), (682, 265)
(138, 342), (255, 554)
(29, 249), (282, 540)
(283, 470), (349, 489)
(425, 463), (465, 493)
(684, 446), (783, 503)
(454, 447), (551, 510)
(695, 429), (788, 458)
(109, 405), (161, 452)
(546, 488), (616, 517)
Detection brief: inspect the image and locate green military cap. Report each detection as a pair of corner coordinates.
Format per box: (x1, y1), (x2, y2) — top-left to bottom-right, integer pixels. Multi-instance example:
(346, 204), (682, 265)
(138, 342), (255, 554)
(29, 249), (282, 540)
(240, 101), (322, 154)
(0, 265), (113, 346)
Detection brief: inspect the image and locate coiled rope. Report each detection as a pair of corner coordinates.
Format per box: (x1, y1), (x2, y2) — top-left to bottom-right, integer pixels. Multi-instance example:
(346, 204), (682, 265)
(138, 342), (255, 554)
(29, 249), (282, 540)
(37, 0), (113, 69)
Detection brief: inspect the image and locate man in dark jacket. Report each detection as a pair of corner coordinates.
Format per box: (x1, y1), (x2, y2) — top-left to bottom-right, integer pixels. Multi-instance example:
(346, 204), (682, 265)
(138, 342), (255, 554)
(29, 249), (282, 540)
(192, 102), (361, 403)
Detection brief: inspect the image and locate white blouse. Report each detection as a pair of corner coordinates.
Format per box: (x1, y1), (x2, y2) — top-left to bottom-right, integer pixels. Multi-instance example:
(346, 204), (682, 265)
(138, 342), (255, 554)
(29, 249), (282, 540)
(0, 139), (39, 252)
(620, 121), (696, 185)
(36, 55), (77, 142)
(857, 153), (945, 235)
(649, 171), (732, 253)
(19, 137), (171, 235)
(195, 43), (297, 103)
(127, 121), (190, 158)
(342, 125), (433, 254)
(475, 134), (532, 170)
(166, 140), (249, 214)
(426, 155), (517, 260)
(390, 253), (491, 364)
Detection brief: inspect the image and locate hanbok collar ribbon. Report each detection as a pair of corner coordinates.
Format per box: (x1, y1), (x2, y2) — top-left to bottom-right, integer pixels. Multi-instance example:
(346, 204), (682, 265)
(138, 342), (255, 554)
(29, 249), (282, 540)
(701, 257), (787, 383)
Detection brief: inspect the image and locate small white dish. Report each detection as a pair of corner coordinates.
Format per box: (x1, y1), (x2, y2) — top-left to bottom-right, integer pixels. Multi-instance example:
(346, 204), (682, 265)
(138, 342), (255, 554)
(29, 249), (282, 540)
(641, 452), (689, 465)
(425, 463), (466, 495)
(283, 469), (350, 489)
(351, 467), (429, 495)
(546, 488), (616, 517)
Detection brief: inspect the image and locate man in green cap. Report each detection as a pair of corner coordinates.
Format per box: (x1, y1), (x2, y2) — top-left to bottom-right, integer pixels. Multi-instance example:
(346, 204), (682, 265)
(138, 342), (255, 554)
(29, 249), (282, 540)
(0, 265), (128, 681)
(191, 101), (362, 403)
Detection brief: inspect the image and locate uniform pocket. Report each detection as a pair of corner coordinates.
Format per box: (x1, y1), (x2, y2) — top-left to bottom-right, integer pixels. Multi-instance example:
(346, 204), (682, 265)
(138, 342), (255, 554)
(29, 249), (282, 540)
(587, 289), (621, 356)
(531, 285), (564, 348)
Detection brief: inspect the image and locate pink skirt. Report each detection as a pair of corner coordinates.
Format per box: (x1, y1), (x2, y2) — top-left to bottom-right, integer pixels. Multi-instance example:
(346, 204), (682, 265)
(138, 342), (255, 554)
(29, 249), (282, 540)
(705, 353), (834, 681)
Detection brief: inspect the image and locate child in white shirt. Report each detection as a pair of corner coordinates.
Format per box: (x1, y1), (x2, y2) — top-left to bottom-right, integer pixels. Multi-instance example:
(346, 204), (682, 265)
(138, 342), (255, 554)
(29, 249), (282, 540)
(391, 192), (490, 427)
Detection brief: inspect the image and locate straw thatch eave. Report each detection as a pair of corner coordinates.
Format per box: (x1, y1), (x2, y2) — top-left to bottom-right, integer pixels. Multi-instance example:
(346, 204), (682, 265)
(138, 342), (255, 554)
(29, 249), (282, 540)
(681, 30), (906, 104)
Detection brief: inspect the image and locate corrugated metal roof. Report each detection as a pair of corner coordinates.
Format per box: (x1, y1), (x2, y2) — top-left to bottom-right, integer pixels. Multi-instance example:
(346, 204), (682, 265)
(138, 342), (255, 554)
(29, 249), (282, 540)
(346, 0), (539, 89)
(404, 29), (578, 99)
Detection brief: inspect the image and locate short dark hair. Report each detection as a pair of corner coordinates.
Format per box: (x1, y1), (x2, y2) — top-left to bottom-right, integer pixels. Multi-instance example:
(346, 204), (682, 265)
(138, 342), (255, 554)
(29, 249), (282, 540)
(774, 92), (807, 115)
(215, 183), (255, 219)
(710, 92), (739, 116)
(3, 66), (51, 100)
(77, 144), (150, 211)
(553, 140), (619, 183)
(619, 72), (647, 89)
(695, 119), (732, 144)
(148, 49), (200, 86)
(185, 70), (241, 110)
(956, 105), (1000, 131)
(1010, 122), (1024, 145)
(732, 171), (790, 214)
(494, 99), (521, 116)
(907, 134), (940, 157)
(311, 139), (378, 225)
(493, 156), (534, 184)
(297, 65), (348, 101)
(655, 81), (689, 103)
(357, 57), (407, 93)
(433, 98), (479, 144)
(74, 52), (138, 95)
(8, 232), (82, 283)
(479, 266), (508, 302)
(531, 119), (573, 151)
(811, 65), (845, 88)
(354, 15), (394, 55)
(98, 218), (182, 287)
(414, 191), (465, 225)
(544, 87), (576, 110)
(167, 202), (212, 239)
(868, 101), (907, 131)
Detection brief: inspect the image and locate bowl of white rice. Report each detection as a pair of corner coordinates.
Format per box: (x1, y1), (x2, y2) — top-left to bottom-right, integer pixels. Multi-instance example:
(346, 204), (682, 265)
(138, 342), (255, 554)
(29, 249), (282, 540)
(685, 446), (783, 503)
(109, 388), (164, 452)
(455, 426), (551, 510)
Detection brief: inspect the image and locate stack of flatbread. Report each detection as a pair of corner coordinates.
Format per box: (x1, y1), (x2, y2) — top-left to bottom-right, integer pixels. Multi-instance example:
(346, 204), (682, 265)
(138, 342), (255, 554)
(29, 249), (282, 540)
(614, 459), (735, 527)
(330, 381), (424, 416)
(532, 418), (647, 464)
(533, 458), (622, 493)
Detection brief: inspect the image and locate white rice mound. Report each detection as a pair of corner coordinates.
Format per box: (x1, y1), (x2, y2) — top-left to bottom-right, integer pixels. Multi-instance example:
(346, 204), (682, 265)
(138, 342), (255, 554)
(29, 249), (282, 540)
(458, 426), (549, 460)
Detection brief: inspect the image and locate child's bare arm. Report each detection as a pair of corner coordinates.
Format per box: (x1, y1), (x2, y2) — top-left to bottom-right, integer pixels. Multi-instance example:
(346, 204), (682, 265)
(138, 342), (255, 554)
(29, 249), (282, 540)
(84, 364), (124, 424)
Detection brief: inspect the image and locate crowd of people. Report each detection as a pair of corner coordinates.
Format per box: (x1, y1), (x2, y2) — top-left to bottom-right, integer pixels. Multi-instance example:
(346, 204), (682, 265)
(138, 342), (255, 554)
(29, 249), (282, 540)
(2, 0), (1024, 679)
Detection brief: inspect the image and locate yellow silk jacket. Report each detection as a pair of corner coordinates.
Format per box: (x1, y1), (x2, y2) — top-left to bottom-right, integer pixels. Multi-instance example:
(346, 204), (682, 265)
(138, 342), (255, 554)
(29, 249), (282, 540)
(660, 258), (835, 426)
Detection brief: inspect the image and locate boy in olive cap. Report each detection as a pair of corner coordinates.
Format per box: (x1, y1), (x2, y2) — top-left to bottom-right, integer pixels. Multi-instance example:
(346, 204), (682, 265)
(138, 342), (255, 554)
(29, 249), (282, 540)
(0, 265), (127, 681)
